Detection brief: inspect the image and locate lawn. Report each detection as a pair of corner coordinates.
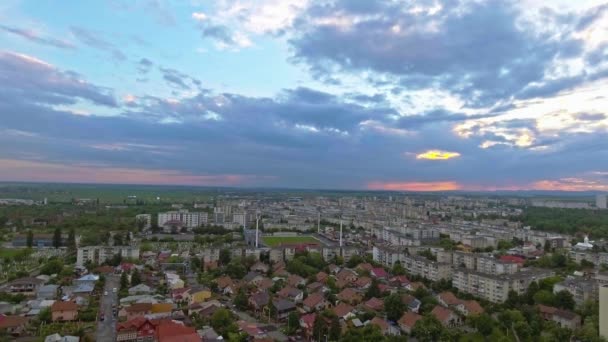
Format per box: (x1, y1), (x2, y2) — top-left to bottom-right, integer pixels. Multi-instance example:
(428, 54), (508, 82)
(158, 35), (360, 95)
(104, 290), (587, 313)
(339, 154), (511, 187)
(261, 236), (320, 247)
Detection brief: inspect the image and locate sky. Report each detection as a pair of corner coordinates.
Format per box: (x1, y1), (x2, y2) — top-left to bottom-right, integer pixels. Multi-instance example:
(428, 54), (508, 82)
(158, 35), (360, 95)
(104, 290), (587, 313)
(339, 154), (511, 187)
(1, 0), (608, 191)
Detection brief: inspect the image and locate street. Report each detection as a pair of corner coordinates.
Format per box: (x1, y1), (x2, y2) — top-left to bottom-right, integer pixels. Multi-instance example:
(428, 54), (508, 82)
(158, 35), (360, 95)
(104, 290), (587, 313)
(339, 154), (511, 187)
(96, 274), (119, 342)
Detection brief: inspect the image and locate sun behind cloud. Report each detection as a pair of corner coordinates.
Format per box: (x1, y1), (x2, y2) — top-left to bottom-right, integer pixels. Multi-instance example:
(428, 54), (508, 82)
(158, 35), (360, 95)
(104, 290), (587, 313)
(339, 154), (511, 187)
(415, 150), (461, 160)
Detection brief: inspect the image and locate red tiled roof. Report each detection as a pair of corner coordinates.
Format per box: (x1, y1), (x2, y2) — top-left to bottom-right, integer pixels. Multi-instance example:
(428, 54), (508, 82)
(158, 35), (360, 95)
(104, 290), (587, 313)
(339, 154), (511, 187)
(370, 317), (389, 331)
(333, 303), (354, 318)
(462, 300), (484, 315)
(500, 255), (525, 264)
(365, 297), (384, 311)
(300, 313), (316, 328)
(156, 321), (201, 342)
(438, 291), (461, 306)
(399, 312), (422, 328)
(51, 301), (78, 312)
(371, 268), (389, 278)
(431, 305), (454, 323)
(0, 315), (29, 329)
(303, 293), (324, 308)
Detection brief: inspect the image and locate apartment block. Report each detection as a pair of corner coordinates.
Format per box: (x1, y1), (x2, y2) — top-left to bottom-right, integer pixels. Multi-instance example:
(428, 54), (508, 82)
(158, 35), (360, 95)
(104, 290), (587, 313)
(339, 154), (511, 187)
(77, 245), (140, 266)
(157, 210), (208, 229)
(453, 268), (554, 303)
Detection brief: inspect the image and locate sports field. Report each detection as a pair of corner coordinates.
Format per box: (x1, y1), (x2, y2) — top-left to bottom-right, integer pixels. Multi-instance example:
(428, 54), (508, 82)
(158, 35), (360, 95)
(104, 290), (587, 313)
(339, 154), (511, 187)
(261, 236), (320, 247)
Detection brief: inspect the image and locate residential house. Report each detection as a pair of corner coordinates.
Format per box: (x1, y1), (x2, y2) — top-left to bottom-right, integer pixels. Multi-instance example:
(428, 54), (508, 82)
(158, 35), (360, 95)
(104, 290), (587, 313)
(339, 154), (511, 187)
(190, 289), (212, 305)
(44, 333), (79, 342)
(171, 288), (192, 303)
(370, 317), (399, 336)
(249, 292), (270, 316)
(243, 272), (265, 286)
(337, 288), (363, 305)
(356, 263), (373, 273)
(336, 269), (358, 284)
(37, 284), (59, 300)
(302, 293), (329, 312)
(437, 292), (461, 308)
(277, 287), (304, 303)
(287, 274), (306, 288)
(124, 303), (153, 321)
(553, 309), (582, 330)
(333, 303), (355, 321)
(459, 300), (484, 316)
(250, 262), (269, 274)
(300, 313), (316, 340)
(0, 315), (29, 336)
(354, 277), (372, 290)
(237, 320), (266, 339)
(316, 272), (329, 283)
(398, 312), (422, 334)
(51, 301), (78, 322)
(306, 282), (326, 294)
(401, 295), (421, 313)
(538, 305), (581, 330)
(150, 303), (174, 316)
(74, 274), (99, 287)
(364, 297), (384, 312)
(215, 276), (234, 295)
(271, 299), (296, 321)
(156, 320), (201, 342)
(3, 277), (45, 296)
(389, 275), (411, 288)
(370, 268), (389, 280)
(128, 284), (153, 296)
(165, 273), (184, 290)
(116, 317), (157, 342)
(431, 306), (460, 327)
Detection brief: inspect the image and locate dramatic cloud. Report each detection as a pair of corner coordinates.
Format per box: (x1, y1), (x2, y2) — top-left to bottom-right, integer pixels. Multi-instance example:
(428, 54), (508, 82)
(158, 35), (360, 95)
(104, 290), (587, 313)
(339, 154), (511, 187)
(0, 51), (117, 107)
(1, 1), (607, 190)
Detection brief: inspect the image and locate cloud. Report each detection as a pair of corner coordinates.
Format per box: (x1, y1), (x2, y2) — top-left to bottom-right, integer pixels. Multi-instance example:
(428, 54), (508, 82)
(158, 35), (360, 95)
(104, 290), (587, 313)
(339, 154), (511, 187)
(0, 50), (117, 107)
(70, 26), (126, 61)
(137, 58), (154, 74)
(0, 158), (271, 186)
(416, 150), (461, 160)
(367, 181), (462, 192)
(0, 24), (74, 49)
(192, 12), (207, 21)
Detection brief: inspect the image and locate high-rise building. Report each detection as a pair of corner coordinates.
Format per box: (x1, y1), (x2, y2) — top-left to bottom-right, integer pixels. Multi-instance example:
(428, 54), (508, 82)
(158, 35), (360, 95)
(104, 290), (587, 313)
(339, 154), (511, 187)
(597, 194), (607, 209)
(600, 285), (608, 339)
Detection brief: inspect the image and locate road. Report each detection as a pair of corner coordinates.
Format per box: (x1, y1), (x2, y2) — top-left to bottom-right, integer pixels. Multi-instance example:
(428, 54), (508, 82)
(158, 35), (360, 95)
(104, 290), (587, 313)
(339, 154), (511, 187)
(96, 275), (119, 342)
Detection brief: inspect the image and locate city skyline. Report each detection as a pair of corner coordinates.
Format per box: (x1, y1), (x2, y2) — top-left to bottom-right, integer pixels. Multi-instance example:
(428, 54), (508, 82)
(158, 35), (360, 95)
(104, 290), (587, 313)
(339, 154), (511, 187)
(1, 0), (608, 191)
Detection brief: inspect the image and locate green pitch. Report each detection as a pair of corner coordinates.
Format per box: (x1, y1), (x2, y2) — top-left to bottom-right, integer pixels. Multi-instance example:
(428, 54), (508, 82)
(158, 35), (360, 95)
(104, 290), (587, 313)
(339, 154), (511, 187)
(261, 236), (320, 247)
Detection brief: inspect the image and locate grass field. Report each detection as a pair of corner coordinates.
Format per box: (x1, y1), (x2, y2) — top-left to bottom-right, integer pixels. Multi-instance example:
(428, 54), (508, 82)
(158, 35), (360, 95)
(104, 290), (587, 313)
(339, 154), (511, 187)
(262, 236), (319, 247)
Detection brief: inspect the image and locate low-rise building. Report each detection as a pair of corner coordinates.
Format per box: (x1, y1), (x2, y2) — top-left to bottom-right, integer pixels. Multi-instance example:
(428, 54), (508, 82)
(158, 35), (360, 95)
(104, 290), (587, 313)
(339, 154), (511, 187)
(77, 245), (140, 266)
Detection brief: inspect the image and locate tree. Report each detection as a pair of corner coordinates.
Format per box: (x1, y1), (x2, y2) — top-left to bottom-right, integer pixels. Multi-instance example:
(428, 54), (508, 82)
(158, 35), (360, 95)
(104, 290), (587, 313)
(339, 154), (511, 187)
(392, 261), (406, 276)
(26, 230), (34, 248)
(120, 271), (129, 290)
(554, 290), (575, 310)
(211, 308), (237, 337)
(113, 233), (123, 246)
(328, 314), (341, 341)
(130, 268), (142, 286)
(365, 278), (381, 299)
(468, 313), (494, 336)
(412, 316), (444, 342)
(219, 249), (231, 265)
(53, 227), (62, 248)
(234, 288), (248, 310)
(67, 228), (76, 250)
(38, 307), (51, 323)
(384, 293), (406, 321)
(287, 311), (299, 335)
(533, 289), (555, 306)
(41, 259), (63, 275)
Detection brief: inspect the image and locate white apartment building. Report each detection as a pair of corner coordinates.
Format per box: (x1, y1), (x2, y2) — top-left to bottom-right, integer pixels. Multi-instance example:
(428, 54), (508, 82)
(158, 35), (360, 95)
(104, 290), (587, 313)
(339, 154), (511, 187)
(597, 194), (607, 209)
(373, 246), (452, 281)
(233, 213), (246, 227)
(452, 252), (518, 275)
(77, 245), (140, 266)
(453, 268), (554, 303)
(157, 210), (208, 229)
